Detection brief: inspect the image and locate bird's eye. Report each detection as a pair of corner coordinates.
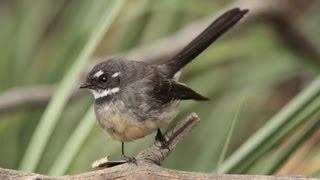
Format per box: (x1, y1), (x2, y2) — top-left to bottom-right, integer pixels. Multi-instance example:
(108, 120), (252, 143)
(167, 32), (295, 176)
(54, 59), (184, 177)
(99, 74), (108, 82)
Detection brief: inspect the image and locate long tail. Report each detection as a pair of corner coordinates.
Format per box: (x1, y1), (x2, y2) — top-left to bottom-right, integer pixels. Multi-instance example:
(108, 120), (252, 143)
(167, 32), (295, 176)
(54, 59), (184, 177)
(159, 8), (249, 78)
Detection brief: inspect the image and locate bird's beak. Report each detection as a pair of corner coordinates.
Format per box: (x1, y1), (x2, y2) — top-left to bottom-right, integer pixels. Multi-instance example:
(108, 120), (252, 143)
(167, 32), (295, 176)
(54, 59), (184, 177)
(79, 82), (91, 89)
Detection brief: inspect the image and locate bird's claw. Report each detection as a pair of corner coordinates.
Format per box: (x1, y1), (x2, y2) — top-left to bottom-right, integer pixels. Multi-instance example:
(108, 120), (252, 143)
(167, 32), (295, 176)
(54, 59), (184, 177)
(121, 155), (137, 165)
(155, 131), (170, 150)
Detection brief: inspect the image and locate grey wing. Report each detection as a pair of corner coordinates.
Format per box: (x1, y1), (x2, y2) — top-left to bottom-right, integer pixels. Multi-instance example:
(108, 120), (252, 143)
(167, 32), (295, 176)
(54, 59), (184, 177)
(151, 79), (209, 104)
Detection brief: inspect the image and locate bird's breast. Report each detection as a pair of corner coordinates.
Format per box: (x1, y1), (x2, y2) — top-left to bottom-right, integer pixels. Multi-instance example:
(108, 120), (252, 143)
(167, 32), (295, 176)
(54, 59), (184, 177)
(94, 100), (179, 142)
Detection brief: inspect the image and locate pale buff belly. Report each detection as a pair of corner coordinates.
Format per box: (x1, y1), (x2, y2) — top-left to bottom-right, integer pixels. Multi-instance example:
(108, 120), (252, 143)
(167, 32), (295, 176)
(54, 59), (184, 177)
(94, 101), (178, 142)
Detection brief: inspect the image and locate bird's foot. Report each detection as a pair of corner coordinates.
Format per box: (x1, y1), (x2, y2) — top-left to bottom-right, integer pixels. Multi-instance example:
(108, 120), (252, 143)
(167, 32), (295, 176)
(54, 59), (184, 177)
(155, 129), (170, 150)
(121, 154), (137, 164)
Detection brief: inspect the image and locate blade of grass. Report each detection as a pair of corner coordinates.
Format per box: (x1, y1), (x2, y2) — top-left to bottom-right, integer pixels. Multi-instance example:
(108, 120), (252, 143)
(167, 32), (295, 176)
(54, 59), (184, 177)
(45, 0), (101, 82)
(18, 0), (124, 171)
(119, 0), (154, 51)
(217, 75), (320, 173)
(215, 96), (245, 171)
(65, 125), (121, 173)
(266, 114), (320, 174)
(48, 106), (95, 175)
(12, 0), (45, 84)
(230, 95), (320, 173)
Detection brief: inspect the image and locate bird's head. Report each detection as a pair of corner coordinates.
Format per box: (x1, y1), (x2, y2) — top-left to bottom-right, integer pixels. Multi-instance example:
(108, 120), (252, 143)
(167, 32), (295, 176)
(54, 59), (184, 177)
(80, 59), (123, 100)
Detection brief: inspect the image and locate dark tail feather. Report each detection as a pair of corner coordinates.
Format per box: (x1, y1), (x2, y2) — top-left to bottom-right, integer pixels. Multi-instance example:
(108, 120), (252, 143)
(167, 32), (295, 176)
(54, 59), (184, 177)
(160, 8), (249, 78)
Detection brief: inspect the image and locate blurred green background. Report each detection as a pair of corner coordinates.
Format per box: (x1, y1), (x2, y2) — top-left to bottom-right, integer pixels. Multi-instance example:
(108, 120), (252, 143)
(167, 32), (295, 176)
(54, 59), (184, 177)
(0, 0), (320, 176)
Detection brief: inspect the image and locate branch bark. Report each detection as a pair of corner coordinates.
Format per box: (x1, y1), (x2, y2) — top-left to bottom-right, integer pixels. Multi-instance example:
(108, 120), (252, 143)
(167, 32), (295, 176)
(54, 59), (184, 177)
(0, 86), (55, 113)
(0, 166), (317, 180)
(0, 113), (317, 179)
(0, 86), (82, 114)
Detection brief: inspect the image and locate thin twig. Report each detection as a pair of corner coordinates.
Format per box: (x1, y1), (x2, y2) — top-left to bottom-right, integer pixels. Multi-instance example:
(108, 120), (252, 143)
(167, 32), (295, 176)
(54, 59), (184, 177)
(92, 113), (200, 168)
(0, 86), (82, 114)
(0, 86), (55, 114)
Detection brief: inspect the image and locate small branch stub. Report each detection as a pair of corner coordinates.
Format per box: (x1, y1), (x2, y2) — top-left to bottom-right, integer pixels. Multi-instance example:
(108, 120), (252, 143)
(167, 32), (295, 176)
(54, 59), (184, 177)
(0, 113), (317, 179)
(91, 113), (200, 168)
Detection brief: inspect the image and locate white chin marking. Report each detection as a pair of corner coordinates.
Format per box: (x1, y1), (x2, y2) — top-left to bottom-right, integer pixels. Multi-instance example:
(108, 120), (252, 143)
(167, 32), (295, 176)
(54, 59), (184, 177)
(111, 72), (121, 78)
(90, 87), (120, 99)
(94, 70), (104, 78)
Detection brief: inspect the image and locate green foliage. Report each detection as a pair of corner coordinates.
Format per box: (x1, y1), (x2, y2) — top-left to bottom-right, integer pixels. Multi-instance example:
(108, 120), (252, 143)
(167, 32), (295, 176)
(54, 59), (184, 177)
(18, 0), (124, 172)
(0, 0), (319, 176)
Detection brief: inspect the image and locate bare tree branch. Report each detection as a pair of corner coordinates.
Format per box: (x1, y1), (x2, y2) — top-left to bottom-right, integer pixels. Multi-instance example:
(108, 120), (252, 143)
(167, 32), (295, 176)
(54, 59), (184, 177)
(0, 166), (317, 180)
(0, 86), (82, 114)
(0, 86), (54, 114)
(0, 113), (317, 179)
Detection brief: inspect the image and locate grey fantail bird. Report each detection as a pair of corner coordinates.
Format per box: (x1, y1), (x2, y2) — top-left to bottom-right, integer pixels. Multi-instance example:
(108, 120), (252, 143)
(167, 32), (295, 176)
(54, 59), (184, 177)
(80, 8), (248, 162)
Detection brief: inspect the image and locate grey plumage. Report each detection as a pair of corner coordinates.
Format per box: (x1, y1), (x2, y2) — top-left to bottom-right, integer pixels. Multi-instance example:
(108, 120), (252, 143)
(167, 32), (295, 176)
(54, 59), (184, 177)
(89, 59), (185, 142)
(80, 8), (249, 160)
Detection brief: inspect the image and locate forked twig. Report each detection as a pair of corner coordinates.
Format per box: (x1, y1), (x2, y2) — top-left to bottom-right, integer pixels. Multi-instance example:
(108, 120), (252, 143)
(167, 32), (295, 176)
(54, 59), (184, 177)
(92, 113), (200, 168)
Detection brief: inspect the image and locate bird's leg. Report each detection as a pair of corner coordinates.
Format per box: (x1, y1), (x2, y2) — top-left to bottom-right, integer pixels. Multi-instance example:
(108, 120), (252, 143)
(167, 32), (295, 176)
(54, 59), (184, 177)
(155, 129), (169, 150)
(121, 142), (136, 163)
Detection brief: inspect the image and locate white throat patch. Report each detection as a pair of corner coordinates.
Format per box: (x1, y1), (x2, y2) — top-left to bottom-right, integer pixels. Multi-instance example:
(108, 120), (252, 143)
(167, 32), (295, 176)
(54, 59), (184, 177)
(90, 87), (120, 99)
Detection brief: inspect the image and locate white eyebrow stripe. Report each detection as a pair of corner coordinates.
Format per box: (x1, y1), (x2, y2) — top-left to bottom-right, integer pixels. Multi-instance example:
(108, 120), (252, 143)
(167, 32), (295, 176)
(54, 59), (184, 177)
(111, 72), (121, 78)
(90, 87), (120, 99)
(94, 70), (104, 78)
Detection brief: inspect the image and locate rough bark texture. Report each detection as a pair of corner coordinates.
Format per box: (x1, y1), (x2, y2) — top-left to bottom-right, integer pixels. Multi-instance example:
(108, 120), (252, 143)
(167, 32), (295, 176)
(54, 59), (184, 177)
(0, 113), (318, 179)
(0, 165), (317, 180)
